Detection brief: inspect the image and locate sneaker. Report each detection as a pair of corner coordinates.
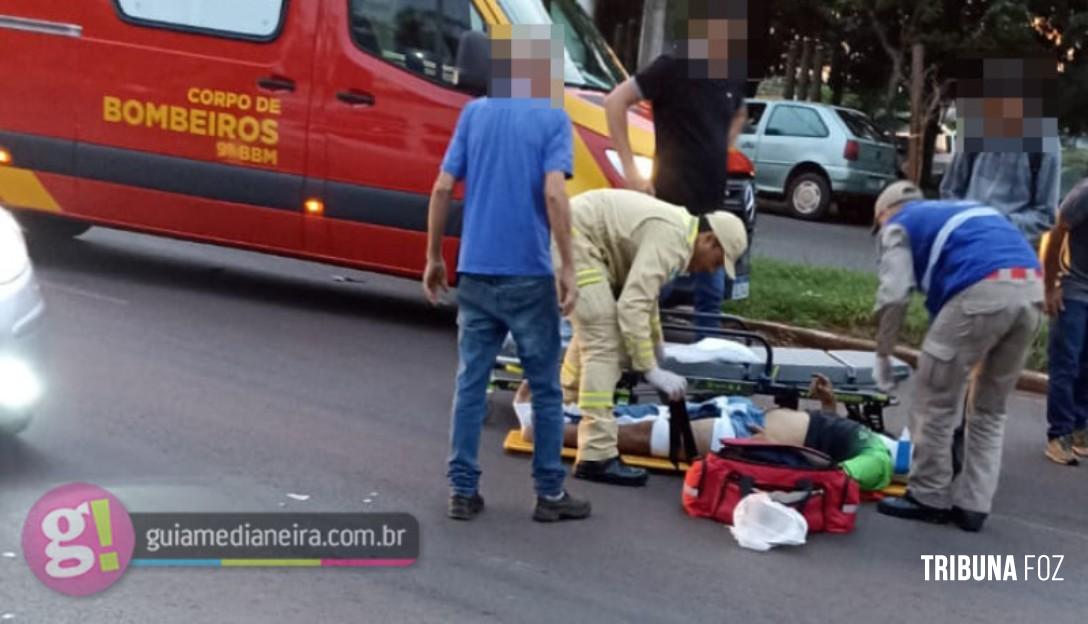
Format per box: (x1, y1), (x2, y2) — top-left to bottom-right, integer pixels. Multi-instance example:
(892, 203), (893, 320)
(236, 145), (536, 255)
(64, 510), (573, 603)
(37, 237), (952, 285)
(1044, 436), (1080, 466)
(448, 493), (485, 521)
(1072, 429), (1088, 457)
(532, 491), (591, 523)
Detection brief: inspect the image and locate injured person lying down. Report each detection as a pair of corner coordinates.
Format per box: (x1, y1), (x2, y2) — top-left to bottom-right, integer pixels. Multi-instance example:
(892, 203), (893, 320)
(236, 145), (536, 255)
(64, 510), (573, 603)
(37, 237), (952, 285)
(513, 375), (893, 491)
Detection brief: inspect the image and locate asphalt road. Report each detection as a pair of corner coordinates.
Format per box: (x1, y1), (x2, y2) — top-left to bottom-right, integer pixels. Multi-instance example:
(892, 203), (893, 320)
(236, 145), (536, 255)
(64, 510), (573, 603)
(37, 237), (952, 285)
(0, 227), (1084, 623)
(755, 210), (879, 273)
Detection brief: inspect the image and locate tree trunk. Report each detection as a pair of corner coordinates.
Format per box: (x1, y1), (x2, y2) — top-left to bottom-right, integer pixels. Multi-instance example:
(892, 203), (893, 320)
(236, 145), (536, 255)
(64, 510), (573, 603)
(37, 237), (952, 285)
(808, 44), (825, 102)
(625, 17), (640, 71)
(797, 39), (813, 102)
(783, 40), (799, 100)
(922, 115), (939, 189)
(829, 43), (846, 106)
(908, 43), (925, 184)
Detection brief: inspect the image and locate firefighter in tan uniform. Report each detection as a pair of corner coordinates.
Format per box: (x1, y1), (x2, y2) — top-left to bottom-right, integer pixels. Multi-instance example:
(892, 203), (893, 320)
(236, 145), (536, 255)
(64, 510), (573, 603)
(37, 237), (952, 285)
(557, 189), (748, 486)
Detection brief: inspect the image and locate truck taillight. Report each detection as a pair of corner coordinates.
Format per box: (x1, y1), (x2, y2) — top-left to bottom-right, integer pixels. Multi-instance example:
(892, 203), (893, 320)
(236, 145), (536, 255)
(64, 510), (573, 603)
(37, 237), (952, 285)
(844, 140), (860, 161)
(0, 148), (11, 165)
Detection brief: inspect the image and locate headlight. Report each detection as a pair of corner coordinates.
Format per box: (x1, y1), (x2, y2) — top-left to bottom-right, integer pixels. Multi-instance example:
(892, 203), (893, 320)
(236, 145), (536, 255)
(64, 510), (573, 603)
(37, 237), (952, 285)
(605, 150), (654, 181)
(0, 356), (42, 411)
(0, 210), (30, 284)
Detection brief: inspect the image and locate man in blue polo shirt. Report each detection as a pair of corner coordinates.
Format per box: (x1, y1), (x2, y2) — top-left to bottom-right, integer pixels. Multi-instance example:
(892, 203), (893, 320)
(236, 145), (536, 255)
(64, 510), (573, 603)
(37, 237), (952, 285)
(870, 182), (1043, 533)
(423, 25), (589, 524)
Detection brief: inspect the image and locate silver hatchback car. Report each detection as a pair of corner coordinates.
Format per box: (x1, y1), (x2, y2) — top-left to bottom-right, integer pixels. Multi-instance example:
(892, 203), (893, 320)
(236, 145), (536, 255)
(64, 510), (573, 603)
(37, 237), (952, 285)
(0, 207), (45, 434)
(738, 99), (898, 220)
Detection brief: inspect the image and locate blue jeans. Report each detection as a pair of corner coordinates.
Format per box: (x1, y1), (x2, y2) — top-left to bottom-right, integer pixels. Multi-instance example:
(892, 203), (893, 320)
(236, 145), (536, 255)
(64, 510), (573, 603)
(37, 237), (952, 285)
(449, 274), (566, 498)
(660, 268), (727, 337)
(1046, 297), (1088, 439)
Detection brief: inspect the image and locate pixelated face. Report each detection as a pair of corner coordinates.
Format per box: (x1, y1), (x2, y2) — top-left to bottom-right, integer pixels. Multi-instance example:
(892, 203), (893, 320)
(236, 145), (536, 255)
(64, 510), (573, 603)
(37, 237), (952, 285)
(954, 57), (1059, 153)
(678, 0), (749, 79)
(488, 24), (565, 106)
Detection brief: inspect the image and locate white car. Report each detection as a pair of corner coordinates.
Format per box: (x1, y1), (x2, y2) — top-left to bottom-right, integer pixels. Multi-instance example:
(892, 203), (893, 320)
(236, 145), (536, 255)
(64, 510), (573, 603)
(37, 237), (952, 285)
(0, 207), (44, 434)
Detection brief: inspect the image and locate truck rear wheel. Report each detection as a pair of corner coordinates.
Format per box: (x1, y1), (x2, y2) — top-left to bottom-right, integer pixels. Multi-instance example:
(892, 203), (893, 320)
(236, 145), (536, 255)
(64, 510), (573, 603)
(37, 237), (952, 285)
(15, 212), (91, 241)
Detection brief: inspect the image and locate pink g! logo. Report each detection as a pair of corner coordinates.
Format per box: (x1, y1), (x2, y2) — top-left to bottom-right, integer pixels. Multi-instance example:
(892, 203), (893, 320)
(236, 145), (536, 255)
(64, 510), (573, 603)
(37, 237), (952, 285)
(21, 482), (135, 596)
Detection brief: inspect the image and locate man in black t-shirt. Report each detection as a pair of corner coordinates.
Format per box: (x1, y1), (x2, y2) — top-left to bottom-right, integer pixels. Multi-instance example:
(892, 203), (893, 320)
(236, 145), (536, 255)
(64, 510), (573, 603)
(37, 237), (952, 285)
(604, 2), (749, 329)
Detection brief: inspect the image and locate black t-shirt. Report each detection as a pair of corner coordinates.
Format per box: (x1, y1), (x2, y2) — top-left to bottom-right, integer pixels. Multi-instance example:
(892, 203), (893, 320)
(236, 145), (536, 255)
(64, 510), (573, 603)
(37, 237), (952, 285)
(635, 55), (745, 215)
(803, 411), (866, 464)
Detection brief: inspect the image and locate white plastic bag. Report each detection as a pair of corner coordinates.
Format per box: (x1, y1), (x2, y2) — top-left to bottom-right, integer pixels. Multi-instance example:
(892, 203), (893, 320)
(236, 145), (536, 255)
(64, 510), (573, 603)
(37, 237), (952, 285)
(730, 493), (808, 552)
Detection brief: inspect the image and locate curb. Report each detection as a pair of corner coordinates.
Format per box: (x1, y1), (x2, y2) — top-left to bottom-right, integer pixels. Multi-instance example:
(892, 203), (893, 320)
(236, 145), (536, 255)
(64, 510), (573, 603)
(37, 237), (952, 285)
(741, 318), (1049, 395)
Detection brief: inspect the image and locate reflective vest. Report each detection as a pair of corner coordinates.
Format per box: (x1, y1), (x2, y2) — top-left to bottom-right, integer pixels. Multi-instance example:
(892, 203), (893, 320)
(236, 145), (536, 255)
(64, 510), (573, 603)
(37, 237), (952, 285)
(888, 200), (1040, 317)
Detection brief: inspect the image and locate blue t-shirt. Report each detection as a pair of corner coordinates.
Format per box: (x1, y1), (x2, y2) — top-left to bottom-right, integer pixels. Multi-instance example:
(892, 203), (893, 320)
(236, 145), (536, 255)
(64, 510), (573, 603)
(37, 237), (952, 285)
(441, 98), (573, 276)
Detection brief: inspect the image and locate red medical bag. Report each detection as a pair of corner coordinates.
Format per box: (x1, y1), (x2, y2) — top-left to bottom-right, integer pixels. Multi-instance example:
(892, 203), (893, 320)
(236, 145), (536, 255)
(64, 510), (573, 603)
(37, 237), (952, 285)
(682, 439), (860, 533)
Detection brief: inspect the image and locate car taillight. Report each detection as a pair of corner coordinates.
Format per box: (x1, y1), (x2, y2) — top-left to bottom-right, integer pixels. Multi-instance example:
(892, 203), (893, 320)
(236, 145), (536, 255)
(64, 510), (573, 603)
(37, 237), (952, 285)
(844, 140), (860, 161)
(728, 148), (755, 177)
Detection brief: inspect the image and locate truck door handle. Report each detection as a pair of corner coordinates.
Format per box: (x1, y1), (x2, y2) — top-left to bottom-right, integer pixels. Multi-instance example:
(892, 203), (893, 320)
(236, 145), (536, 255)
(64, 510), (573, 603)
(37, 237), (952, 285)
(257, 76), (296, 93)
(740, 142), (755, 149)
(336, 90), (375, 107)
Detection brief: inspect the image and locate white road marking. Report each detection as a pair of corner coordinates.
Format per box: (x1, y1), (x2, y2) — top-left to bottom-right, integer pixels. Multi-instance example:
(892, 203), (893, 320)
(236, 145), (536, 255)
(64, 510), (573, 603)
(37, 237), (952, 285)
(40, 281), (129, 306)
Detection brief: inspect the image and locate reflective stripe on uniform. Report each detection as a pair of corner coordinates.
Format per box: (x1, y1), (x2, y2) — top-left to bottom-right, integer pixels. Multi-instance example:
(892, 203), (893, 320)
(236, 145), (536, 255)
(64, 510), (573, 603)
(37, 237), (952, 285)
(576, 268), (604, 287)
(921, 207), (1002, 292)
(577, 390), (614, 410)
(687, 215), (699, 246)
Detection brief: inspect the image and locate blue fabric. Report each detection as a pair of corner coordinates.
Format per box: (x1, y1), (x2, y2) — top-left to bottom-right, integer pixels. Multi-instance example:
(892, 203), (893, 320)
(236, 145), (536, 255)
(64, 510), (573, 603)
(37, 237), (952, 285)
(889, 200), (1041, 317)
(722, 397), (765, 437)
(441, 98), (573, 276)
(449, 275), (566, 497)
(659, 267), (728, 338)
(1046, 298), (1088, 439)
(565, 396), (765, 440)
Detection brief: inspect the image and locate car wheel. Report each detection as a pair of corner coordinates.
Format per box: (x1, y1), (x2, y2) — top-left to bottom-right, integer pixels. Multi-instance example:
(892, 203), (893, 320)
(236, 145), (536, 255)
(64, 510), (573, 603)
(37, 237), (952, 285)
(16, 212), (91, 241)
(786, 172), (831, 221)
(0, 412), (31, 436)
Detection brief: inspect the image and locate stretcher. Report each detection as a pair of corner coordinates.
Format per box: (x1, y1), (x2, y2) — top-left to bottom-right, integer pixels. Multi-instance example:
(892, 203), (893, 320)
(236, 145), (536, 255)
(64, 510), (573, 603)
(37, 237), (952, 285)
(491, 311), (911, 434)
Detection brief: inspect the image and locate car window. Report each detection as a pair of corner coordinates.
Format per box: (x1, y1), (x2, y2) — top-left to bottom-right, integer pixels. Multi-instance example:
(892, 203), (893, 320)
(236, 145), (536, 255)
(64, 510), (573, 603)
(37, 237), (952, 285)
(742, 103), (766, 135)
(114, 0), (286, 39)
(765, 106), (829, 138)
(836, 110), (888, 143)
(349, 0), (486, 86)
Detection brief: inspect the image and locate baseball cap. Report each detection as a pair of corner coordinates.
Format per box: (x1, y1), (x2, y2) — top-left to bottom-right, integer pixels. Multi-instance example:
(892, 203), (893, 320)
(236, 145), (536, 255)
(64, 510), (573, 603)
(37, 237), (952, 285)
(705, 211), (748, 279)
(872, 181), (924, 233)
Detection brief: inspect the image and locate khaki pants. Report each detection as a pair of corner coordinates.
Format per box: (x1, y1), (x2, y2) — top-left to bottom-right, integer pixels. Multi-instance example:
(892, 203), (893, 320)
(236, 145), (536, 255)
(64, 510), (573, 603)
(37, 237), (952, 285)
(562, 274), (626, 463)
(908, 279), (1042, 513)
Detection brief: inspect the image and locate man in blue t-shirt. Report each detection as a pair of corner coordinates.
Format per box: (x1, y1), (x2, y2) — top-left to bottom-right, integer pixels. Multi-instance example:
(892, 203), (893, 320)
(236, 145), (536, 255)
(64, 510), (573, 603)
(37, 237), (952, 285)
(869, 182), (1043, 533)
(423, 25), (589, 524)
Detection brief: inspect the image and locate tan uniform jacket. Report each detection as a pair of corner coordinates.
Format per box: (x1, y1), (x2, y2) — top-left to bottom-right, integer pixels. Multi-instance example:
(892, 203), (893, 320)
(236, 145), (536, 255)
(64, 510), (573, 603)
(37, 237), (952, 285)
(569, 189), (698, 371)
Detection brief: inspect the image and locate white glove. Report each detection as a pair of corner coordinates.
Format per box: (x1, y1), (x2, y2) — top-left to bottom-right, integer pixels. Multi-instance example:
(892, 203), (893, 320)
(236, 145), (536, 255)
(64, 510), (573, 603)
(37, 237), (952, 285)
(874, 355), (896, 392)
(645, 367), (687, 401)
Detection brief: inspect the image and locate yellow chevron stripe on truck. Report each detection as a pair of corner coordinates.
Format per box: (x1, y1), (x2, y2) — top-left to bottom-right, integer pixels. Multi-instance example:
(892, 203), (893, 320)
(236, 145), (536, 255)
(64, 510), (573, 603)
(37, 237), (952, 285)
(0, 167), (61, 212)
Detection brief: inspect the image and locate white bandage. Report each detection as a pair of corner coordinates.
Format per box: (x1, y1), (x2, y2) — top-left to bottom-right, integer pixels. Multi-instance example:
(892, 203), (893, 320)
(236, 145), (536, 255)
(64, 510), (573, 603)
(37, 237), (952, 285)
(513, 402), (534, 433)
(711, 416), (736, 453)
(650, 415), (671, 458)
(513, 401), (576, 435)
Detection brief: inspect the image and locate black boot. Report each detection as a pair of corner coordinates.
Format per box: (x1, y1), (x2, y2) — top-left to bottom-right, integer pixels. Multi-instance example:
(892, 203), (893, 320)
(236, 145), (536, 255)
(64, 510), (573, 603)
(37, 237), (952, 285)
(448, 493), (484, 521)
(533, 491), (592, 523)
(877, 492), (950, 524)
(951, 506), (988, 532)
(574, 457), (648, 487)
